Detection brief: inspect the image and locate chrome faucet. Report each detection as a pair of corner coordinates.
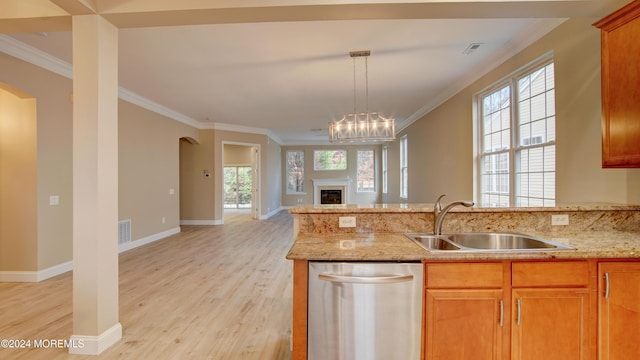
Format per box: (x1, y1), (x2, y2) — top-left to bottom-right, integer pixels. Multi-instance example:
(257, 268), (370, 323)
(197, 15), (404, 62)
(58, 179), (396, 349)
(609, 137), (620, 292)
(433, 194), (474, 235)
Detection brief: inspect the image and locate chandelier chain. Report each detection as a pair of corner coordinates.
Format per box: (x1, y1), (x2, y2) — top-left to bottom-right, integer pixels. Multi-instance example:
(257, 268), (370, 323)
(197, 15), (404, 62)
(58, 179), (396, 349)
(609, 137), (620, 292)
(365, 56), (369, 115)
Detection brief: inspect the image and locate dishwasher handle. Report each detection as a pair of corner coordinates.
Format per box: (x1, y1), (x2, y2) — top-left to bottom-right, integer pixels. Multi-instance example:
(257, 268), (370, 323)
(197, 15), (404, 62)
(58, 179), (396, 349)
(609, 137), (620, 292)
(318, 273), (414, 284)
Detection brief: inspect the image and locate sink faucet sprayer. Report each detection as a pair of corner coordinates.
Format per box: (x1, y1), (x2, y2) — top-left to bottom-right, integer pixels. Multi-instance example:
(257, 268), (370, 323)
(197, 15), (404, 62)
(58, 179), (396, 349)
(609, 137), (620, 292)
(433, 194), (474, 235)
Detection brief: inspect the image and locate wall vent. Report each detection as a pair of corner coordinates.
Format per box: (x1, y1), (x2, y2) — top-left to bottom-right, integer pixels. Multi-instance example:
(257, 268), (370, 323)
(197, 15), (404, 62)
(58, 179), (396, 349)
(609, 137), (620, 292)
(118, 219), (131, 244)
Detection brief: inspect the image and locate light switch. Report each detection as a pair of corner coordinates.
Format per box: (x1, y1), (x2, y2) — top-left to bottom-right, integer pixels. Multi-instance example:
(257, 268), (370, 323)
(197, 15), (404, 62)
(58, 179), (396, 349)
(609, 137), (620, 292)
(169, 188), (175, 195)
(50, 195), (59, 206)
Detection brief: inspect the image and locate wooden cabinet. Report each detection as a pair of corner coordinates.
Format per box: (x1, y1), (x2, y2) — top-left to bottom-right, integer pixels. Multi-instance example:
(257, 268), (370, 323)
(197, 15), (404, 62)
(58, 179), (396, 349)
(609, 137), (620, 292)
(424, 263), (505, 359)
(594, 0), (640, 168)
(511, 288), (590, 360)
(598, 262), (640, 359)
(511, 261), (593, 360)
(424, 261), (594, 360)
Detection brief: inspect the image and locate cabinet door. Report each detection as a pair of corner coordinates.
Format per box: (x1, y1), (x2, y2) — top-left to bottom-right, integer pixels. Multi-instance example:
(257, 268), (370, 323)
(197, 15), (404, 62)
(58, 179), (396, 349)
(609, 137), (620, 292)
(599, 262), (640, 359)
(594, 0), (640, 167)
(511, 288), (590, 360)
(425, 289), (504, 360)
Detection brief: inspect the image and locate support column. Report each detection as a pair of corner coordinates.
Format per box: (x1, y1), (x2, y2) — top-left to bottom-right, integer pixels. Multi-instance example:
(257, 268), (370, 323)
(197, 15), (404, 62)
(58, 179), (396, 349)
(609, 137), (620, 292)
(69, 15), (121, 355)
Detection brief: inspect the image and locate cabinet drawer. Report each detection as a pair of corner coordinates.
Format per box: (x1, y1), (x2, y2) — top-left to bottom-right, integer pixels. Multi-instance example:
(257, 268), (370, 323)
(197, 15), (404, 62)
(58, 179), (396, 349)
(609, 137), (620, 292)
(512, 261), (589, 287)
(426, 262), (503, 288)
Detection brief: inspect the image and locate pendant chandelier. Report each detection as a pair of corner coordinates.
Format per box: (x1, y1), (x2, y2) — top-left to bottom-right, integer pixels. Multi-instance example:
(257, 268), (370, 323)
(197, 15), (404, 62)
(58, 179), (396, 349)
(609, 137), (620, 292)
(328, 50), (395, 143)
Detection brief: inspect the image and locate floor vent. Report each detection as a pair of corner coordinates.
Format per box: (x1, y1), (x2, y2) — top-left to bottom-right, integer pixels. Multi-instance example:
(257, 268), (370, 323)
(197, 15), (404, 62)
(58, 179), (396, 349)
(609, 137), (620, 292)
(118, 219), (131, 244)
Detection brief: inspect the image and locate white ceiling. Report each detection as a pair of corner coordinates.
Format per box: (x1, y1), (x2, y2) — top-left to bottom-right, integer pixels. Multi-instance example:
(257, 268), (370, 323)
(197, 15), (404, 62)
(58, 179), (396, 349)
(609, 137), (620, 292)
(2, 0), (627, 144)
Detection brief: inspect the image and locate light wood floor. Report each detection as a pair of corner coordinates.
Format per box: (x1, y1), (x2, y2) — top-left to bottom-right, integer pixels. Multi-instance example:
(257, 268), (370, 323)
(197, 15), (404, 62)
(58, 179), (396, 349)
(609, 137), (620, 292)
(0, 210), (294, 360)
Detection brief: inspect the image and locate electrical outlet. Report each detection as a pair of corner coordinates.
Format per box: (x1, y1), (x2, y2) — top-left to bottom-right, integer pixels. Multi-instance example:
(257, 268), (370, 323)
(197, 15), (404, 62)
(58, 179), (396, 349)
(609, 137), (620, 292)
(551, 214), (569, 226)
(339, 216), (356, 228)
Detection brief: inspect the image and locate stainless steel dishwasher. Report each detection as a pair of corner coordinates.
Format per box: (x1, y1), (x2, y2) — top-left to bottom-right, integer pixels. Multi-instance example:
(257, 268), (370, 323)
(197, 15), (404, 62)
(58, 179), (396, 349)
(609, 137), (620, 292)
(308, 261), (423, 360)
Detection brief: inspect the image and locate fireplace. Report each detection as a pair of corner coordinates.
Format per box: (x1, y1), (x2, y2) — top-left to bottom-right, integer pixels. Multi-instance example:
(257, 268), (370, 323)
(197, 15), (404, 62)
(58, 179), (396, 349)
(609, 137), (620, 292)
(320, 189), (343, 204)
(312, 179), (350, 206)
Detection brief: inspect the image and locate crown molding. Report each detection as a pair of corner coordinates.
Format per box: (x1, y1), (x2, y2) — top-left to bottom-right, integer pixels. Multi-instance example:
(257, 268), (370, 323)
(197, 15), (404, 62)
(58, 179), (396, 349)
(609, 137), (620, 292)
(117, 88), (202, 128)
(0, 34), (73, 78)
(0, 34), (207, 130)
(0, 34), (285, 139)
(203, 121), (283, 144)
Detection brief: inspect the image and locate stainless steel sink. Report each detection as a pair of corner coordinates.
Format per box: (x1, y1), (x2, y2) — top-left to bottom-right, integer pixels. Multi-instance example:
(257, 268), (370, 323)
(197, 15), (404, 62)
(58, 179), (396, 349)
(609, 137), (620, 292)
(405, 234), (462, 251)
(406, 232), (575, 252)
(446, 233), (574, 250)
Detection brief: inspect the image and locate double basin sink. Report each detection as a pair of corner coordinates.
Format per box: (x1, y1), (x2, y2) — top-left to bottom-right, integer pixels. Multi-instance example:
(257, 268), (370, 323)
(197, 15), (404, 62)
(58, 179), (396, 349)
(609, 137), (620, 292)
(406, 232), (575, 252)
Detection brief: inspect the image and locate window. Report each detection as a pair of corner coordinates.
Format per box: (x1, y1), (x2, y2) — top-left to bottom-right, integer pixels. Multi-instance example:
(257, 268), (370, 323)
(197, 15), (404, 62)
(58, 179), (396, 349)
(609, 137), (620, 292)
(382, 146), (388, 194)
(314, 150), (347, 171)
(478, 60), (556, 207)
(286, 150), (305, 194)
(357, 150), (375, 192)
(400, 135), (408, 199)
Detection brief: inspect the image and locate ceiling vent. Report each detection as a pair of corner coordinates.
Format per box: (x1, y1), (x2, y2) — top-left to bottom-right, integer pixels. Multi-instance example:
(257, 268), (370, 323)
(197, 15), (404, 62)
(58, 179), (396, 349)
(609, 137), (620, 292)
(463, 43), (482, 55)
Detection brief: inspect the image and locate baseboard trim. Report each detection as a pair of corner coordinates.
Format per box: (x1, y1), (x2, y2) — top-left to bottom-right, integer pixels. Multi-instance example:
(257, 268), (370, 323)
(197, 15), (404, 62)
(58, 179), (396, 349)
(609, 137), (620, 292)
(180, 219), (223, 225)
(118, 227), (181, 253)
(0, 260), (73, 282)
(259, 207), (286, 220)
(69, 323), (122, 355)
(1, 227), (182, 283)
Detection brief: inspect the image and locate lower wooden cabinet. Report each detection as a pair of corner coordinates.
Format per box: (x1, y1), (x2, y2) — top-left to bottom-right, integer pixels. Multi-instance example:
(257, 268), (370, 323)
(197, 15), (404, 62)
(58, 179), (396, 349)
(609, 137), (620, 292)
(424, 260), (594, 360)
(598, 262), (640, 359)
(511, 288), (590, 360)
(425, 289), (504, 359)
(424, 262), (506, 360)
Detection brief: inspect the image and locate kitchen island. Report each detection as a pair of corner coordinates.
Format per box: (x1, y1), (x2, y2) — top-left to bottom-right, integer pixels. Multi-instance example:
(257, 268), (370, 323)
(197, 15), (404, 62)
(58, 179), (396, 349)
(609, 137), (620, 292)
(286, 203), (640, 360)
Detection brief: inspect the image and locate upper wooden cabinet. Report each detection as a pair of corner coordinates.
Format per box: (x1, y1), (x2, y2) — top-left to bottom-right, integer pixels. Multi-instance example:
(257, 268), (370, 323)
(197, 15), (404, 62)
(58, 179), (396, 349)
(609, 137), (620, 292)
(594, 0), (640, 168)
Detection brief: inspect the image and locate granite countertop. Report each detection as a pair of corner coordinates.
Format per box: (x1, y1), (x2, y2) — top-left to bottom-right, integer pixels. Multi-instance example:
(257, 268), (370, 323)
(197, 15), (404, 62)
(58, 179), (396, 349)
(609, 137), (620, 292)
(289, 203), (640, 214)
(287, 202), (640, 261)
(286, 230), (640, 261)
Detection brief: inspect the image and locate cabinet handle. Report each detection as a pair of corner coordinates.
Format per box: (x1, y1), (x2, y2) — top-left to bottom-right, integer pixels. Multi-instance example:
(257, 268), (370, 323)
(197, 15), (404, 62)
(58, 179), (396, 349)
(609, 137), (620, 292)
(516, 299), (522, 326)
(604, 272), (610, 299)
(499, 300), (504, 327)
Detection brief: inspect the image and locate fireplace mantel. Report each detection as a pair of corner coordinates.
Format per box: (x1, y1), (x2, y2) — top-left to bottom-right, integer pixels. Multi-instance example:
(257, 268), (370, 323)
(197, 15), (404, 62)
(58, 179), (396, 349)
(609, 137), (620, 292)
(312, 178), (350, 206)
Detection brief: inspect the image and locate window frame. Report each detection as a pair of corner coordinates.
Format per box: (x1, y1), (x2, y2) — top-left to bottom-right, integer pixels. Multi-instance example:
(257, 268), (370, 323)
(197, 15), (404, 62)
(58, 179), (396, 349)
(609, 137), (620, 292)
(285, 150), (305, 195)
(476, 56), (556, 207)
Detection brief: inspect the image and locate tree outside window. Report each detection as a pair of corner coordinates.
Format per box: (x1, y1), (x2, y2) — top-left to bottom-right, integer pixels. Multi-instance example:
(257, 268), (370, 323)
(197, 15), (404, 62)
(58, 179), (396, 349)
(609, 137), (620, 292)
(357, 150), (375, 192)
(286, 150), (305, 194)
(314, 150), (347, 171)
